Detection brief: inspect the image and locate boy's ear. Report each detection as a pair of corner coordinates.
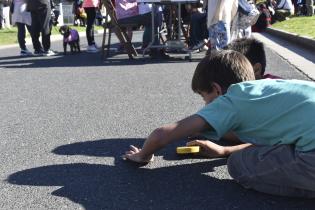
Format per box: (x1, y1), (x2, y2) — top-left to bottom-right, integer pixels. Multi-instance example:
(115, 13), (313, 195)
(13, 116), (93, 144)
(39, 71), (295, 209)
(212, 82), (223, 95)
(253, 63), (262, 79)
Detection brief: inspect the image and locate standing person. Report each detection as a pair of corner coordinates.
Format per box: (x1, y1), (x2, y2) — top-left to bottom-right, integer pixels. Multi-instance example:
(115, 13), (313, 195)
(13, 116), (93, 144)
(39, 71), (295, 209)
(188, 5), (208, 51)
(73, 0), (86, 26)
(0, 0), (3, 29)
(206, 0), (238, 51)
(83, 0), (100, 53)
(26, 0), (56, 56)
(11, 0), (33, 56)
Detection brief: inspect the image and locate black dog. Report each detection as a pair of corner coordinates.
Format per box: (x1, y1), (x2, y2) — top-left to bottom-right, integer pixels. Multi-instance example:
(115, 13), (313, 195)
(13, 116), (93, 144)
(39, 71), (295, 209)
(59, 25), (80, 55)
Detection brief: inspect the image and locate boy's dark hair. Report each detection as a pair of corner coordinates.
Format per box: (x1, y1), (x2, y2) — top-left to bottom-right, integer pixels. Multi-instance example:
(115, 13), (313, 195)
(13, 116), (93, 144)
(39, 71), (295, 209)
(192, 50), (255, 93)
(225, 38), (266, 75)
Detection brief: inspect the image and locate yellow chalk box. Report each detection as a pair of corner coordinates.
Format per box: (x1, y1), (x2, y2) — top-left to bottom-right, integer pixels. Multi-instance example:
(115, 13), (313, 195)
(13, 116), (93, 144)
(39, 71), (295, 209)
(176, 146), (200, 154)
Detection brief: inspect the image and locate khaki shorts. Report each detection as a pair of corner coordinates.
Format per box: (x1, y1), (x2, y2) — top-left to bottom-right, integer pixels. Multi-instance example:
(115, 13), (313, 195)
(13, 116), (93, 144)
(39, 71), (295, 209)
(227, 145), (315, 198)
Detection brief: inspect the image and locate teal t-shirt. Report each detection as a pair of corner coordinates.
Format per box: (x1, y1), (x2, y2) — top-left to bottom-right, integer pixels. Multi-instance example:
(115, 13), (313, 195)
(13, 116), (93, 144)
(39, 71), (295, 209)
(196, 79), (315, 151)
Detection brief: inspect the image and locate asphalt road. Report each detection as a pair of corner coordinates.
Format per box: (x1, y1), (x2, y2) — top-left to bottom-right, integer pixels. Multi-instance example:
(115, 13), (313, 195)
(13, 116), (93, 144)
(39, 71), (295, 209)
(0, 31), (314, 210)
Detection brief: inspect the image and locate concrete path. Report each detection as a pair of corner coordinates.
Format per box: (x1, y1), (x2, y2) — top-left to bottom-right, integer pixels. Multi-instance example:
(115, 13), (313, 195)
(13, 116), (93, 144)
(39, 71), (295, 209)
(253, 32), (315, 80)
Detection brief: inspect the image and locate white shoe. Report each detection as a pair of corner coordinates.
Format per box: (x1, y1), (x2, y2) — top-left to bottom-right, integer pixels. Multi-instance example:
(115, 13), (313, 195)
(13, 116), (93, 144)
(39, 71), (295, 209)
(199, 45), (209, 52)
(20, 49), (33, 56)
(44, 49), (57, 56)
(86, 45), (100, 53)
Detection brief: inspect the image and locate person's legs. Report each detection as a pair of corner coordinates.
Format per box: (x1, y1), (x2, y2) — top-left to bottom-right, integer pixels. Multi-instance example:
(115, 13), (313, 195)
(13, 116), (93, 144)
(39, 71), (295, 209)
(118, 13), (153, 45)
(208, 21), (230, 50)
(0, 3), (3, 29)
(189, 12), (207, 47)
(30, 11), (43, 53)
(37, 7), (52, 51)
(227, 145), (315, 198)
(16, 22), (27, 50)
(274, 9), (291, 21)
(85, 7), (96, 46)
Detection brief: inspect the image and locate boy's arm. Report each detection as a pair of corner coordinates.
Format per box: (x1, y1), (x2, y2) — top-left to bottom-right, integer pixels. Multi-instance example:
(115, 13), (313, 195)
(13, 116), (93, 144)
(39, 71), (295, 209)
(123, 114), (211, 163)
(187, 140), (252, 158)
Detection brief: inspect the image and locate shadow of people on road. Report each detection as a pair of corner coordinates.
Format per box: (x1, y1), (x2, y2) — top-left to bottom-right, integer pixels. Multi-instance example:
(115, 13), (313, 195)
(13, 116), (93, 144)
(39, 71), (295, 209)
(0, 47), (198, 70)
(7, 138), (315, 209)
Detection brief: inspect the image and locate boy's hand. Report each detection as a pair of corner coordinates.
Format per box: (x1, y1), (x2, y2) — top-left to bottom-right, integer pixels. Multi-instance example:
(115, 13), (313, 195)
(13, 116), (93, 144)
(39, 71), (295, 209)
(186, 140), (226, 158)
(122, 145), (154, 163)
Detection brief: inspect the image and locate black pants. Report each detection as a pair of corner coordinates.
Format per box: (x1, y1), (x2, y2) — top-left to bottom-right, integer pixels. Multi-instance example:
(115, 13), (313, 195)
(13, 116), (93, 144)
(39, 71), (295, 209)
(84, 7), (96, 46)
(16, 22), (32, 50)
(30, 7), (52, 51)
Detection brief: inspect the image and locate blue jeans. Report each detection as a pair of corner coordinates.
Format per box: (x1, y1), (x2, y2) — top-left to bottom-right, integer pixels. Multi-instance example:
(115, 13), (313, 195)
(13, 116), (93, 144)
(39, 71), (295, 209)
(189, 12), (208, 47)
(208, 21), (230, 50)
(118, 12), (160, 46)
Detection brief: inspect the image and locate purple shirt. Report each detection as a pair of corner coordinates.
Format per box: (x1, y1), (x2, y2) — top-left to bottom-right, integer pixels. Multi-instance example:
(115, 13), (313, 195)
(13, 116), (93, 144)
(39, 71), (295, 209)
(64, 29), (79, 43)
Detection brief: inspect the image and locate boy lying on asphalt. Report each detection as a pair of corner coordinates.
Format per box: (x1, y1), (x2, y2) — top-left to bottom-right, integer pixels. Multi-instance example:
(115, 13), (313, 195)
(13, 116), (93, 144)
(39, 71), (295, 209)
(123, 50), (315, 198)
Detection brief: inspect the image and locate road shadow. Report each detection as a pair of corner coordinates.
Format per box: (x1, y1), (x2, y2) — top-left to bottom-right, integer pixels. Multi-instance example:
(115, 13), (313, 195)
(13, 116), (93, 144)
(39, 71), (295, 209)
(0, 43), (201, 69)
(7, 138), (315, 209)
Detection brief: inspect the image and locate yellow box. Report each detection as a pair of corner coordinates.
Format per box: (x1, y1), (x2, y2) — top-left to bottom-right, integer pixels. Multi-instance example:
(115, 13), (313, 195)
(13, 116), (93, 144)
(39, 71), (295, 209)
(176, 146), (200, 154)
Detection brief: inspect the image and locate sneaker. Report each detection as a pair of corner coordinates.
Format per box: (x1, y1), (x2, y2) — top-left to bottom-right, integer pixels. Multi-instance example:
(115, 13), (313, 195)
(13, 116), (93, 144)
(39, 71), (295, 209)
(149, 49), (170, 59)
(34, 49), (45, 56)
(191, 41), (206, 51)
(199, 44), (209, 52)
(43, 49), (57, 56)
(86, 45), (100, 53)
(20, 49), (33, 56)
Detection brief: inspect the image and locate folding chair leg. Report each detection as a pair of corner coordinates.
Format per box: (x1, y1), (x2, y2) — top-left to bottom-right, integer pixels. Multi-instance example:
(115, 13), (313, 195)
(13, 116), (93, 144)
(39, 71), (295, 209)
(101, 26), (107, 60)
(107, 27), (112, 58)
(121, 30), (137, 57)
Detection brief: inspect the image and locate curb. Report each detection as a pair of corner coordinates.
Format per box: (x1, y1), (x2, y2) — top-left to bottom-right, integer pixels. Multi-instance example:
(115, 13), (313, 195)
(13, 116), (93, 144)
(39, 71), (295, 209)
(266, 27), (315, 51)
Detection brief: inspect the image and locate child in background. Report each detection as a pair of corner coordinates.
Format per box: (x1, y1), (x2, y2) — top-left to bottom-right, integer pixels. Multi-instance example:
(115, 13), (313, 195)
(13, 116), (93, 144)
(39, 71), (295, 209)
(73, 0), (86, 27)
(225, 38), (281, 79)
(124, 50), (315, 198)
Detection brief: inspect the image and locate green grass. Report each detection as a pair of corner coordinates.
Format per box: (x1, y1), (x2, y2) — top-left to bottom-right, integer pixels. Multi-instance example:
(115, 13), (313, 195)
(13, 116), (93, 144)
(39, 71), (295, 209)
(246, 0), (315, 39)
(271, 16), (315, 39)
(0, 25), (103, 46)
(0, 27), (19, 45)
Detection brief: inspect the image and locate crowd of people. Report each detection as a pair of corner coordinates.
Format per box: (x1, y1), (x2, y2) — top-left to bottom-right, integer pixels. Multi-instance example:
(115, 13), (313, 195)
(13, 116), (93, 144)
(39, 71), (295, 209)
(0, 0), (313, 57)
(0, 0), (313, 56)
(0, 0), (104, 55)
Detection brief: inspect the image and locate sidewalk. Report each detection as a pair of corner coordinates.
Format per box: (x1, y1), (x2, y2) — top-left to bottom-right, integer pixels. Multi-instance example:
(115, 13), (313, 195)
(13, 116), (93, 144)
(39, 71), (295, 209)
(266, 27), (315, 51)
(253, 27), (315, 81)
